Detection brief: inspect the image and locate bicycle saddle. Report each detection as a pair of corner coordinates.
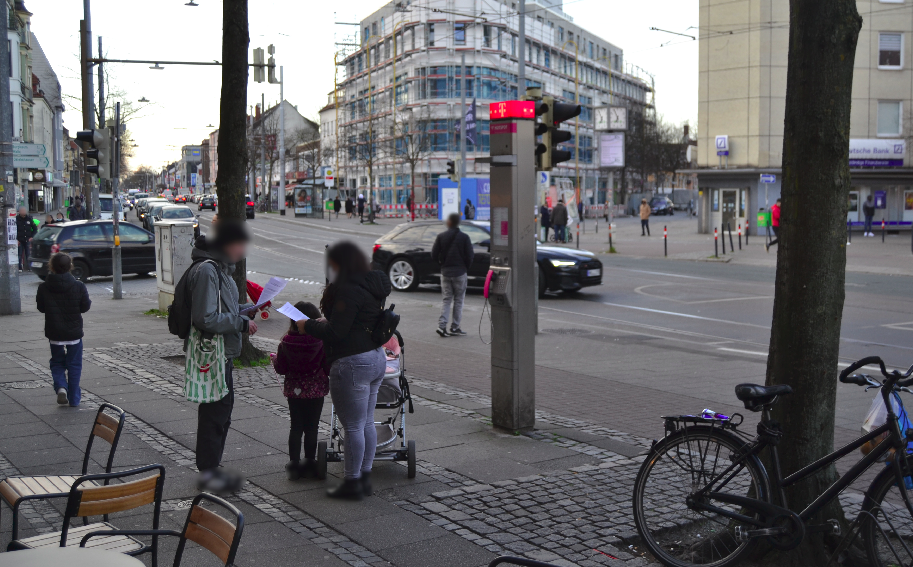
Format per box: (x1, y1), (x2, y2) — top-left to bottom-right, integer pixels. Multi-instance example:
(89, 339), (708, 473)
(734, 383), (793, 411)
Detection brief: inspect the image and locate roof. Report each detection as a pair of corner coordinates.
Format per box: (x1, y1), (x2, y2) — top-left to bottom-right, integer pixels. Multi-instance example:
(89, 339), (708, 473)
(29, 33), (63, 111)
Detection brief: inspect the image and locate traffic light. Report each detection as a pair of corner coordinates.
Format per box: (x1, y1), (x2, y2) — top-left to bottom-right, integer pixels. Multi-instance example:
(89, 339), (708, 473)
(253, 48), (265, 83)
(533, 100), (549, 171)
(268, 44), (278, 84)
(446, 158), (460, 182)
(540, 95), (581, 171)
(77, 128), (112, 180)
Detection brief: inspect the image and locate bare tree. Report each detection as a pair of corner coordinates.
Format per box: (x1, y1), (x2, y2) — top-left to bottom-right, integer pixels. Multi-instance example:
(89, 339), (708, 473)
(393, 106), (433, 217)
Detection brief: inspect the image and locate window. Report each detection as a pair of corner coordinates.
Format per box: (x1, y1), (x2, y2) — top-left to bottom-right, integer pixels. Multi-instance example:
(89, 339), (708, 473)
(380, 17), (385, 35)
(878, 101), (903, 135)
(461, 225), (489, 245)
(879, 32), (903, 68)
(483, 25), (491, 48)
(589, 41), (594, 58)
(364, 27), (369, 44)
(455, 23), (465, 45)
(72, 224), (109, 242)
(427, 23), (435, 47)
(558, 27), (564, 42)
(544, 50), (550, 68)
(372, 22), (377, 37)
(511, 34), (517, 56)
(497, 28), (502, 51)
(119, 224), (150, 242)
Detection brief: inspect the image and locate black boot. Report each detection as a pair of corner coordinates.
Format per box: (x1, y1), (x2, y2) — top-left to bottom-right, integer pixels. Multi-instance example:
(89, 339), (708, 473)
(361, 471), (372, 497)
(327, 478), (364, 501)
(299, 458), (318, 479)
(286, 460), (301, 481)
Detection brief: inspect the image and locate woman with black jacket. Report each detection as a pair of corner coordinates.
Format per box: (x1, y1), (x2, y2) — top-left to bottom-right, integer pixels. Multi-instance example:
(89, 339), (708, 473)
(298, 241), (391, 500)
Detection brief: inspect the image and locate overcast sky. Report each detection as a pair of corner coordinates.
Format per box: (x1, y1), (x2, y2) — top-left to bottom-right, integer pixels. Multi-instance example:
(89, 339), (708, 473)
(33, 0), (698, 171)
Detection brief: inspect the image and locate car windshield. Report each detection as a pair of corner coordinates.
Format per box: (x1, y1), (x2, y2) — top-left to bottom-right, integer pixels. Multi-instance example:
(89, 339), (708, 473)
(162, 209), (194, 219)
(99, 198), (114, 212)
(650, 198), (666, 206)
(34, 226), (61, 240)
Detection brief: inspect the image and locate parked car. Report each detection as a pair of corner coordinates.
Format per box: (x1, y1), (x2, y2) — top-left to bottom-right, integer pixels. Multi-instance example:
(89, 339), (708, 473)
(371, 220), (603, 297)
(153, 205), (200, 238)
(199, 195), (217, 211)
(650, 197), (674, 216)
(245, 194), (255, 219)
(30, 220), (156, 282)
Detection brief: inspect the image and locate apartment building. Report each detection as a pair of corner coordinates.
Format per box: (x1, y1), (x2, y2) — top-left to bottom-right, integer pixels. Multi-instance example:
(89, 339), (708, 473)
(331, 0), (652, 204)
(694, 0), (913, 234)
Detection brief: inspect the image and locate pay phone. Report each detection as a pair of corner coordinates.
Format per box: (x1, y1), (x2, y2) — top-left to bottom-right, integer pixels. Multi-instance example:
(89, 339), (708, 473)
(484, 267), (512, 307)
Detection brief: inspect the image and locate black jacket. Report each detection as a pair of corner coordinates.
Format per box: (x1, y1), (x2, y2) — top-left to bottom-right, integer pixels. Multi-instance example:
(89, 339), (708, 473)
(540, 205), (551, 227)
(432, 227), (474, 277)
(15, 214), (36, 244)
(36, 273), (91, 341)
(863, 201), (876, 217)
(305, 270), (391, 364)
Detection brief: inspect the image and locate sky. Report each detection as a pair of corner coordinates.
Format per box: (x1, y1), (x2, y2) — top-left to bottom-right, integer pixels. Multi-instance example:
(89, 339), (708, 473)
(33, 0), (698, 171)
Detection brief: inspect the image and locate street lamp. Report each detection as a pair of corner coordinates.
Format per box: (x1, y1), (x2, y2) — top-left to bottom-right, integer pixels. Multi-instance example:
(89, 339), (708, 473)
(185, 0), (199, 6)
(149, 63), (164, 71)
(138, 97), (149, 102)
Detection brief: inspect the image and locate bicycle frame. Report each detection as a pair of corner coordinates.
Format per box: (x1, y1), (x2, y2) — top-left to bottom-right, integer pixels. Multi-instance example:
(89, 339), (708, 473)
(693, 387), (913, 529)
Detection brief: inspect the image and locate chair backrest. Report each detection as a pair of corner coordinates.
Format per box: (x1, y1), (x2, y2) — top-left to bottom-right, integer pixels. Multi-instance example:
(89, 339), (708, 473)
(81, 403), (126, 476)
(175, 493), (244, 567)
(61, 464), (166, 547)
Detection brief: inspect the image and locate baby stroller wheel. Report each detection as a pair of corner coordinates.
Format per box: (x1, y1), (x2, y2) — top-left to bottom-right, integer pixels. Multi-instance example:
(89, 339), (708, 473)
(317, 441), (328, 480)
(259, 310), (270, 320)
(407, 440), (416, 479)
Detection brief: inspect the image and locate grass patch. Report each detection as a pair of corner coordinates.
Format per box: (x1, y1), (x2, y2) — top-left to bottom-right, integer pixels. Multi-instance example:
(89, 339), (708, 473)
(608, 246), (617, 254)
(233, 356), (271, 369)
(144, 308), (168, 318)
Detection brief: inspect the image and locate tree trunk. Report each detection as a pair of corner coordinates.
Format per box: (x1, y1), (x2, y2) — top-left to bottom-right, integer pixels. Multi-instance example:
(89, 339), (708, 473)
(763, 0), (860, 564)
(215, 0), (262, 364)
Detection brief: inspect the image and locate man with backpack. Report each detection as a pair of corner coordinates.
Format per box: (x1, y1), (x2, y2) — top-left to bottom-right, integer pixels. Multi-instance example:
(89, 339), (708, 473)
(431, 213), (473, 337)
(171, 221), (258, 493)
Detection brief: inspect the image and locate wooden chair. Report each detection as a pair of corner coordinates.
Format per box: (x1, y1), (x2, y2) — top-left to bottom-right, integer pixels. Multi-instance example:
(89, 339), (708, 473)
(0, 402), (126, 540)
(7, 464), (166, 567)
(79, 492), (245, 567)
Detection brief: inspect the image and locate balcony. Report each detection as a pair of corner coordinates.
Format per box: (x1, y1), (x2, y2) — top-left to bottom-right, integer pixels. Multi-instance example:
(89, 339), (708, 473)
(20, 83), (31, 101)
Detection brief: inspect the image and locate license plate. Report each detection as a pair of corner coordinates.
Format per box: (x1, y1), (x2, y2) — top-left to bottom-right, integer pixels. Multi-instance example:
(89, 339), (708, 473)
(587, 269), (601, 277)
(31, 262), (42, 268)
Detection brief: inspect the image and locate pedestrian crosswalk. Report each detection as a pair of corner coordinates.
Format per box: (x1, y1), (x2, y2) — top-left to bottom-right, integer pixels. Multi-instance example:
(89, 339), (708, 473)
(246, 270), (322, 286)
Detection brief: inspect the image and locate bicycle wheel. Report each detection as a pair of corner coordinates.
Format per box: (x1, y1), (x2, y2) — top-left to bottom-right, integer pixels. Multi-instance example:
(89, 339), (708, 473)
(632, 426), (770, 567)
(862, 461), (913, 566)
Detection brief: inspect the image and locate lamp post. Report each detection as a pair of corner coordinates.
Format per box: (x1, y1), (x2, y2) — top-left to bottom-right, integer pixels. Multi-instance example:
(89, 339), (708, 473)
(391, 21), (408, 218)
(560, 39), (580, 208)
(365, 34), (381, 222)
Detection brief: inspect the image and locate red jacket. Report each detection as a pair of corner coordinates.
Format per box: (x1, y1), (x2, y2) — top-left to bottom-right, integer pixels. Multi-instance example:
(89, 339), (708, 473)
(771, 203), (781, 227)
(273, 332), (329, 399)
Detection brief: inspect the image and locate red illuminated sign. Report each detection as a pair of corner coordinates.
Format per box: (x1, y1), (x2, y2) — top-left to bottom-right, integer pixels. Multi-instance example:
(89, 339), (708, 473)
(490, 100), (535, 121)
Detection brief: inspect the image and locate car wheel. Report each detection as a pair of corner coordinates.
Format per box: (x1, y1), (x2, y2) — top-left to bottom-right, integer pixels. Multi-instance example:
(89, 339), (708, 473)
(538, 267), (547, 299)
(71, 260), (90, 283)
(388, 258), (419, 291)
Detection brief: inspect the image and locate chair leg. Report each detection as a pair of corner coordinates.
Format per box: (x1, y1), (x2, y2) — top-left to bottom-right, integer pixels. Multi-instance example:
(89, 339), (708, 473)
(11, 501), (20, 542)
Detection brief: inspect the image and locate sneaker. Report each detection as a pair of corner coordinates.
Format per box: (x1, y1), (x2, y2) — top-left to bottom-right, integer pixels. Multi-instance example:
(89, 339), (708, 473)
(56, 388), (68, 405)
(436, 327), (450, 337)
(196, 468), (243, 494)
(361, 471), (373, 497)
(326, 478), (364, 501)
(449, 328), (467, 336)
(286, 460), (301, 481)
(299, 459), (318, 479)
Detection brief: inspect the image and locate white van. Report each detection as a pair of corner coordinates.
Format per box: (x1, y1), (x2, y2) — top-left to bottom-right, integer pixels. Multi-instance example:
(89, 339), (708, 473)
(98, 194), (127, 221)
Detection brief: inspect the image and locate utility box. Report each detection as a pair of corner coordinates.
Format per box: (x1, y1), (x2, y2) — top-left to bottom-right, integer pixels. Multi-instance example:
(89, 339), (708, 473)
(155, 221), (196, 311)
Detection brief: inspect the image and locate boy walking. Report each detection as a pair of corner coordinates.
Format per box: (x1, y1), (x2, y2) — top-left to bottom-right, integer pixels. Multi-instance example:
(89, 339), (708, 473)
(36, 253), (91, 407)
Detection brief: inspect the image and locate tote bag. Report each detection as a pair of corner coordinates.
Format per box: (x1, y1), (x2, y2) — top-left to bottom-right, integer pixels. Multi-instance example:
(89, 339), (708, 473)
(184, 276), (228, 404)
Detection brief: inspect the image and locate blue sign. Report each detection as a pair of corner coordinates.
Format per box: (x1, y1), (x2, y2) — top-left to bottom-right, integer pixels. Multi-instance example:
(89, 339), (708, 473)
(716, 151), (729, 156)
(875, 190), (887, 209)
(760, 174), (776, 183)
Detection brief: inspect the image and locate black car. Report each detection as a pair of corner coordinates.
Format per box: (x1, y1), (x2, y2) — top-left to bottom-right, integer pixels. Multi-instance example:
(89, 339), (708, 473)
(650, 197), (674, 216)
(144, 204), (170, 231)
(199, 195), (217, 211)
(30, 220), (156, 282)
(245, 194), (255, 219)
(371, 220), (603, 297)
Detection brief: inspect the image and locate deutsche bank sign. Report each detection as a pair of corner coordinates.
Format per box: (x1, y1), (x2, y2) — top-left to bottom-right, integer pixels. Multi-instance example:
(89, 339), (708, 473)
(715, 135), (729, 156)
(849, 139), (905, 167)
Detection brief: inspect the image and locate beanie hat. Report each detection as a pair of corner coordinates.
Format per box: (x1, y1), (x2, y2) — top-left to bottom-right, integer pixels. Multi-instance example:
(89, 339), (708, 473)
(211, 220), (250, 249)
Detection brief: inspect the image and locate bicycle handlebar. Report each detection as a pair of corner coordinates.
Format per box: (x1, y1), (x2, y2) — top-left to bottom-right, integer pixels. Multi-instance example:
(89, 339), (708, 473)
(839, 356), (887, 384)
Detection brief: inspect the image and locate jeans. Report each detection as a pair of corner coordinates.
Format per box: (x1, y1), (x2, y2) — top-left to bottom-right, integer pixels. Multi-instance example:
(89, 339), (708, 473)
(196, 359), (234, 472)
(50, 340), (83, 406)
(542, 225), (550, 241)
(288, 397), (324, 462)
(17, 240), (28, 270)
(329, 348), (386, 479)
(553, 224), (566, 242)
(864, 215), (873, 233)
(440, 273), (468, 330)
(769, 226), (780, 247)
(641, 219), (650, 235)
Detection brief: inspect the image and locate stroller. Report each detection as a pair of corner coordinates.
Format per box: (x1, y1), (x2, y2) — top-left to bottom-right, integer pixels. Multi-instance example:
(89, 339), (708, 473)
(246, 280), (272, 320)
(316, 330), (417, 479)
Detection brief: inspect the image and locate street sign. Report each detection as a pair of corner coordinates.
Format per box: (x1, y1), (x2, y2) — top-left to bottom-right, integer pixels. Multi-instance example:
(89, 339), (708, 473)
(760, 174), (776, 183)
(715, 135), (729, 156)
(538, 171), (550, 189)
(12, 143), (46, 156)
(324, 167), (335, 187)
(13, 155), (49, 168)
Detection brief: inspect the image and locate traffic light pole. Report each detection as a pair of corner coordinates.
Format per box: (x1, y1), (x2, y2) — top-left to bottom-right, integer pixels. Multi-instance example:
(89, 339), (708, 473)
(459, 53), (467, 208)
(0, 1), (19, 315)
(487, 108), (537, 431)
(112, 102), (122, 300)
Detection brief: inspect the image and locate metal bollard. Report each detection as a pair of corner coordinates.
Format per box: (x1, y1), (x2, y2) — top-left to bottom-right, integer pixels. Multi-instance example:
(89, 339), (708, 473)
(746, 222), (750, 246)
(728, 222), (735, 252)
(721, 225), (726, 254)
(738, 224), (742, 250)
(576, 222), (580, 249)
(714, 227), (719, 258)
(882, 218), (886, 243)
(664, 225), (668, 257)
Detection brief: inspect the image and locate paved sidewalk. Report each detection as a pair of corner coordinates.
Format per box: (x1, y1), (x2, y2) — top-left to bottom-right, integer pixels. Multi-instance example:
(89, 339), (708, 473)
(0, 290), (658, 566)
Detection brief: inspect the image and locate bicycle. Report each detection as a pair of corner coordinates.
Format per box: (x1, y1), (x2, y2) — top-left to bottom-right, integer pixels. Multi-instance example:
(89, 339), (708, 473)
(632, 356), (913, 567)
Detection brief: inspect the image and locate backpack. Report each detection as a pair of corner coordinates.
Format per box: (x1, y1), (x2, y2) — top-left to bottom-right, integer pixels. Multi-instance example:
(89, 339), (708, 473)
(167, 259), (219, 339)
(370, 301), (400, 345)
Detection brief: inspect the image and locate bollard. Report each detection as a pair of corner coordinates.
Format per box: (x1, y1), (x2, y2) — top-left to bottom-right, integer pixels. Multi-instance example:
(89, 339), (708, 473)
(745, 222), (750, 246)
(664, 225), (668, 257)
(847, 220), (852, 245)
(882, 218), (886, 243)
(728, 222), (735, 252)
(596, 220), (598, 234)
(721, 225), (726, 254)
(576, 222), (580, 250)
(738, 224), (742, 250)
(714, 227), (719, 258)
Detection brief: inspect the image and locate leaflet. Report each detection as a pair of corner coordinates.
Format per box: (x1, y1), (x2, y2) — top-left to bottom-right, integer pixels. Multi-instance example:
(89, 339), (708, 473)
(276, 302), (309, 322)
(241, 276), (286, 314)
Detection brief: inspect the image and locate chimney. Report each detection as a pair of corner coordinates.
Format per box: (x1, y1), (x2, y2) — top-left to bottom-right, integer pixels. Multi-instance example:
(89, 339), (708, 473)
(683, 124), (690, 139)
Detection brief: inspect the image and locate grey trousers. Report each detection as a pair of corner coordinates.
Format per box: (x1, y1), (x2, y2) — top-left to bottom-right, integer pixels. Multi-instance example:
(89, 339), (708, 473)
(329, 348), (386, 479)
(440, 273), (468, 330)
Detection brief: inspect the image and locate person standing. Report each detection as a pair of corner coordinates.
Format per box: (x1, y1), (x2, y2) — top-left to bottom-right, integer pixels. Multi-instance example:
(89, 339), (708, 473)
(766, 198), (782, 252)
(406, 195), (413, 221)
(345, 196), (354, 219)
(539, 203), (551, 242)
(36, 253), (90, 407)
(67, 198), (88, 221)
(863, 194), (875, 237)
(333, 196), (341, 219)
(298, 241), (390, 500)
(271, 301), (328, 480)
(432, 213), (474, 337)
(187, 221), (259, 493)
(357, 193), (366, 222)
(551, 199), (568, 243)
(639, 199), (651, 236)
(577, 200), (584, 222)
(464, 198), (475, 220)
(16, 206), (37, 272)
